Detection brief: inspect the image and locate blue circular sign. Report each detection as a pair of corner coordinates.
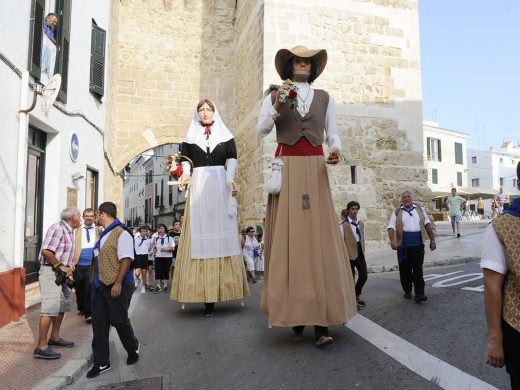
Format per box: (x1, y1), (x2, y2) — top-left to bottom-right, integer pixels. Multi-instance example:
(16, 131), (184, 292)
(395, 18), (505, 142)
(70, 133), (79, 162)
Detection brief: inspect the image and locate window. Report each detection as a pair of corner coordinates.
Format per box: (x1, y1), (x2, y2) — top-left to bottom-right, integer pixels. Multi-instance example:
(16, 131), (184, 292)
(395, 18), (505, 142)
(431, 168), (438, 184)
(160, 179), (164, 206)
(28, 0), (45, 79)
(90, 20), (106, 98)
(155, 183), (160, 207)
(500, 177), (504, 186)
(471, 156), (477, 164)
(426, 137), (442, 161)
(54, 0), (71, 103)
(471, 178), (480, 187)
(454, 142), (463, 165)
(350, 166), (357, 184)
(85, 168), (98, 209)
(144, 198), (151, 224)
(169, 184), (173, 205)
(457, 172), (463, 187)
(500, 157), (503, 163)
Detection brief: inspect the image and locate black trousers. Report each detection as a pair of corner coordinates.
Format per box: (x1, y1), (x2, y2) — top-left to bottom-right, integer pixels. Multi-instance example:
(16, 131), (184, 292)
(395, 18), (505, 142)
(503, 319), (520, 390)
(397, 244), (425, 295)
(92, 284), (139, 366)
(155, 257), (172, 280)
(73, 265), (92, 316)
(350, 249), (368, 296)
(293, 325), (329, 340)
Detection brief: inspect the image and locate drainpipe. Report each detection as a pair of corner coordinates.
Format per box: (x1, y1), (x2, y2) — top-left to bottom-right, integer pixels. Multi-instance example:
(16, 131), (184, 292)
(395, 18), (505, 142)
(14, 71), (30, 269)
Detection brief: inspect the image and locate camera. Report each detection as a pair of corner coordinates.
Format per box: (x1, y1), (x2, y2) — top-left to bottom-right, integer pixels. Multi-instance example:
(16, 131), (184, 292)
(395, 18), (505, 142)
(54, 269), (74, 288)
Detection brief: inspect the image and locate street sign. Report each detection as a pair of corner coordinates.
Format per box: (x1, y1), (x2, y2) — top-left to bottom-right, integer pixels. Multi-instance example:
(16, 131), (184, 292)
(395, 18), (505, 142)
(70, 133), (79, 162)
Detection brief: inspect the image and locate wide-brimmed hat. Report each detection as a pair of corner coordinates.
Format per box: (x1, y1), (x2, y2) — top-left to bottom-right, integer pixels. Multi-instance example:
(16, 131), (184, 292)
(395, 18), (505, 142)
(275, 46), (328, 79)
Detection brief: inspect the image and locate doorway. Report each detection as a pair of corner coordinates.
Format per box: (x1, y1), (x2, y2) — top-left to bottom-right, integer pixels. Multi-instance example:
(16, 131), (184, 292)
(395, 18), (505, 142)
(24, 127), (46, 284)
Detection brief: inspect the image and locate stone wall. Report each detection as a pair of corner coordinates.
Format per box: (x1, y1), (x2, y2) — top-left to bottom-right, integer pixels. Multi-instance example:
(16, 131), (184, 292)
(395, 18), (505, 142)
(104, 0), (430, 246)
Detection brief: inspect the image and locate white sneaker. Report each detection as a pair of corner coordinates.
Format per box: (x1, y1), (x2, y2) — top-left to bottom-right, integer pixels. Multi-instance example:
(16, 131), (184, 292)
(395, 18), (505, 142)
(140, 286), (146, 294)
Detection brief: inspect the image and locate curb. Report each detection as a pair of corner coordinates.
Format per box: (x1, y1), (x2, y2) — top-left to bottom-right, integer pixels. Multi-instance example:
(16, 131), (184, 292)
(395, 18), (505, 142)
(367, 256), (480, 274)
(32, 334), (93, 390)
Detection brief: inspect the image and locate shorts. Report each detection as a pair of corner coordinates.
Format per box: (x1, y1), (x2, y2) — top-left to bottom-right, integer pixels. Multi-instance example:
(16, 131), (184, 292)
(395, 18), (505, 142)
(135, 254), (149, 269)
(39, 266), (72, 316)
(477, 208), (484, 215)
(148, 260), (154, 267)
(450, 215), (462, 223)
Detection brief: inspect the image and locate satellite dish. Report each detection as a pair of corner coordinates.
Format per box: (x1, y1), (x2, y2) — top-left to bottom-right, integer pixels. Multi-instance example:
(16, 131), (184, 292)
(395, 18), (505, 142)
(41, 74), (61, 114)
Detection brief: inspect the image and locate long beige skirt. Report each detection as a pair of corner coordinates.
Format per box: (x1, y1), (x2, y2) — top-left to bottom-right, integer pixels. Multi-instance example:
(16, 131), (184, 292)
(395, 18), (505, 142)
(171, 194), (250, 303)
(260, 155), (357, 327)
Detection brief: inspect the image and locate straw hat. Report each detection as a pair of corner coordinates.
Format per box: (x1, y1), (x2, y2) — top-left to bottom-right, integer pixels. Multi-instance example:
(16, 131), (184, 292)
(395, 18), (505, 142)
(274, 45), (328, 79)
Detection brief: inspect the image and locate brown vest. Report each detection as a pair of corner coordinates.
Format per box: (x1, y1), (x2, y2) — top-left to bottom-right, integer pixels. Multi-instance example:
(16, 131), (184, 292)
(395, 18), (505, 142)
(98, 227), (124, 286)
(342, 220), (365, 260)
(393, 205), (429, 247)
(270, 89), (329, 146)
(73, 225), (100, 265)
(492, 214), (520, 332)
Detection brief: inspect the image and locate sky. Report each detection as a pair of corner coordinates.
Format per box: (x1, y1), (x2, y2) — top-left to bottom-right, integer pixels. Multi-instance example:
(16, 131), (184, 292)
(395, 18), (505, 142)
(419, 0), (520, 150)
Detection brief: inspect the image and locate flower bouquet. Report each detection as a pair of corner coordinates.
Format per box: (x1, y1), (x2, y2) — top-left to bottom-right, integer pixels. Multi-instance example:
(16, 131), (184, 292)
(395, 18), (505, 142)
(279, 79), (299, 112)
(166, 153), (193, 185)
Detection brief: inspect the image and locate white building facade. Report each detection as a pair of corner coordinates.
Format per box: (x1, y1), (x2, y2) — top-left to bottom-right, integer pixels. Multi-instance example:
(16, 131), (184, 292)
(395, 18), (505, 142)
(468, 141), (520, 193)
(423, 121), (469, 196)
(0, 0), (109, 327)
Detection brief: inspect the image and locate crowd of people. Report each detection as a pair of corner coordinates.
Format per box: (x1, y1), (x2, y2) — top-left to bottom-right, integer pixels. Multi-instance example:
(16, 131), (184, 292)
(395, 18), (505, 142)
(32, 44), (519, 388)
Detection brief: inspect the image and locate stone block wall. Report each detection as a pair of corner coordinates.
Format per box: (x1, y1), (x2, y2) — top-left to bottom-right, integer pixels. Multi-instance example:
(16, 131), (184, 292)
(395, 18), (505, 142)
(104, 0), (431, 247)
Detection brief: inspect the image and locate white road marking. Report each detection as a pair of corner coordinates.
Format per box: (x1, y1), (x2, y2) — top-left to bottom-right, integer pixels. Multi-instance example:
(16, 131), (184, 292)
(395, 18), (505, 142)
(347, 314), (497, 390)
(432, 273), (483, 288)
(424, 271), (463, 281)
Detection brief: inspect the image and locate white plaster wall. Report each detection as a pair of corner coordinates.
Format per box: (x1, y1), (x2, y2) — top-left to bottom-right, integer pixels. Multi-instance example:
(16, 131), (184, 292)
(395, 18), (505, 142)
(0, 0), (109, 272)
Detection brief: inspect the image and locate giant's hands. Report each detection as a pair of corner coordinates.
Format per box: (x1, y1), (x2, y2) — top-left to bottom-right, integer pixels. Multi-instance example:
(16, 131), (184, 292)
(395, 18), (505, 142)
(273, 82), (292, 111)
(486, 338), (504, 368)
(178, 173), (191, 191)
(227, 182), (238, 197)
(325, 148), (340, 165)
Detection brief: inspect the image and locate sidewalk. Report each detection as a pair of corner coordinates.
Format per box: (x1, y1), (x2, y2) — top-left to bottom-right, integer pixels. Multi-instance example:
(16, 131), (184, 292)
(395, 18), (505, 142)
(0, 285), (92, 390)
(0, 221), (487, 390)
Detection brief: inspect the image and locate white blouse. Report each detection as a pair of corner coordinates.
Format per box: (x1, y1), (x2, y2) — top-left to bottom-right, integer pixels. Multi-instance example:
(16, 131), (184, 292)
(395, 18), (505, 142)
(256, 82), (342, 151)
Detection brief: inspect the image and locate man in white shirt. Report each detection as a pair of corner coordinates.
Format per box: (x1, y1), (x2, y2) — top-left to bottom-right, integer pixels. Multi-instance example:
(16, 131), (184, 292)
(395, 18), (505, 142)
(481, 163), (520, 389)
(134, 226), (150, 294)
(388, 191), (436, 302)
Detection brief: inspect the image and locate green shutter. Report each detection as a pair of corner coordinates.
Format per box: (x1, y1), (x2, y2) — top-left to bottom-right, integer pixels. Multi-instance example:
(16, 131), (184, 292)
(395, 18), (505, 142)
(455, 142), (463, 164)
(28, 0), (45, 79)
(426, 137), (431, 160)
(457, 172), (463, 187)
(438, 139), (442, 162)
(55, 0), (71, 103)
(432, 168), (438, 184)
(89, 20), (106, 97)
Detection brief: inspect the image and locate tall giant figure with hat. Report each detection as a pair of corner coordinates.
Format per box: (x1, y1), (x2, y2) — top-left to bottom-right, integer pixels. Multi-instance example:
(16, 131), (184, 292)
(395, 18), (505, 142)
(257, 46), (357, 346)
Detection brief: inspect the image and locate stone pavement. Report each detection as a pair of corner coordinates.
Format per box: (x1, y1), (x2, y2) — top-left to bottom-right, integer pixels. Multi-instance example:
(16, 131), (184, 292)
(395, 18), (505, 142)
(0, 221), (488, 390)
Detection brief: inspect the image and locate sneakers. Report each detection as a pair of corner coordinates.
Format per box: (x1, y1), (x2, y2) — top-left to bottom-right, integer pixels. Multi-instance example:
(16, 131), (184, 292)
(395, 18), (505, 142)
(127, 342), (140, 365)
(154, 286), (161, 294)
(34, 347), (61, 359)
(403, 292), (412, 299)
(48, 338), (74, 348)
(147, 284), (154, 291)
(457, 233), (461, 238)
(314, 336), (334, 347)
(356, 296), (366, 307)
(415, 294), (428, 303)
(140, 286), (146, 294)
(163, 286), (169, 293)
(252, 278), (257, 284)
(86, 364), (111, 378)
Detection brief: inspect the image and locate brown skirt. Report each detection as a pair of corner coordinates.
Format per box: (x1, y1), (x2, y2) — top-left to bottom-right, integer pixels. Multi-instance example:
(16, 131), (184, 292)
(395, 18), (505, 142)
(260, 155), (357, 327)
(171, 194), (250, 303)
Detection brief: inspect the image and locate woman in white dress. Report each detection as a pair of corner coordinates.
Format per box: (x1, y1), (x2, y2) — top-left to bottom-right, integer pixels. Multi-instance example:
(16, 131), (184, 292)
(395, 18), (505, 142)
(171, 99), (249, 316)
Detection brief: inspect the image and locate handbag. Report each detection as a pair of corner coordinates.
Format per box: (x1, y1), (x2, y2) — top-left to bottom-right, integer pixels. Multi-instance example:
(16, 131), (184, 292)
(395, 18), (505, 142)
(266, 146), (284, 195)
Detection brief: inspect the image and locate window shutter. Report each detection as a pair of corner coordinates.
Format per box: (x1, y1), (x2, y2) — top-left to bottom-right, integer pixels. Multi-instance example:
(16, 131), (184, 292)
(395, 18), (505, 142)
(426, 137), (431, 160)
(28, 0), (45, 79)
(55, 0), (71, 103)
(455, 142), (463, 164)
(90, 21), (106, 97)
(437, 139), (442, 162)
(432, 168), (438, 184)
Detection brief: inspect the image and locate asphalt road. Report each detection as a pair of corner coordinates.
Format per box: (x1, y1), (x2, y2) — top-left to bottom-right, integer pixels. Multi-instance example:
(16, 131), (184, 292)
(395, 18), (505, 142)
(71, 259), (510, 390)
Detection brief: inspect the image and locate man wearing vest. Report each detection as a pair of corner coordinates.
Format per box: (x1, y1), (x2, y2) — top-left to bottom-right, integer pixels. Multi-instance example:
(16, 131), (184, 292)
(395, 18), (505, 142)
(482, 162), (520, 389)
(86, 202), (139, 378)
(388, 191), (436, 302)
(72, 208), (99, 322)
(340, 201), (368, 309)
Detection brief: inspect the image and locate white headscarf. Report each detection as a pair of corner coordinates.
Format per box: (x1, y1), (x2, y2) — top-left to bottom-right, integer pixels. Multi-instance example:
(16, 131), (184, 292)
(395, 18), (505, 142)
(183, 100), (234, 153)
